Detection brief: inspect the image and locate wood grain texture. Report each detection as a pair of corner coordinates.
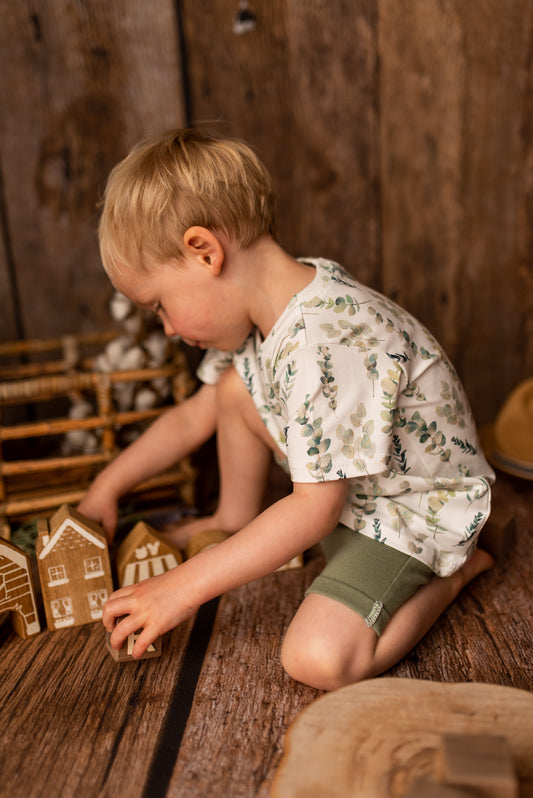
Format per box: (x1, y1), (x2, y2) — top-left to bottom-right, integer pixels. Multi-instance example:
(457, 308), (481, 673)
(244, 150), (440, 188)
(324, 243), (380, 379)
(0, 618), (194, 798)
(378, 0), (533, 423)
(180, 0), (381, 285)
(0, 473), (530, 797)
(168, 559), (323, 798)
(271, 679), (533, 797)
(0, 0), (185, 339)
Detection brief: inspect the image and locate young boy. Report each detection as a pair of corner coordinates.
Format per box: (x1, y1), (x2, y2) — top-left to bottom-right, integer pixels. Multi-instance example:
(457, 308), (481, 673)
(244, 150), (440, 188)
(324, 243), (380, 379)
(78, 128), (495, 691)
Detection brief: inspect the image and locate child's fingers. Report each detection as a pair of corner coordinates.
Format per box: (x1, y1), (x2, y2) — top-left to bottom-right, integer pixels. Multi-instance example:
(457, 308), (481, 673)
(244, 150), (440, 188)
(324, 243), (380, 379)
(102, 588), (137, 631)
(109, 612), (145, 650)
(130, 626), (158, 659)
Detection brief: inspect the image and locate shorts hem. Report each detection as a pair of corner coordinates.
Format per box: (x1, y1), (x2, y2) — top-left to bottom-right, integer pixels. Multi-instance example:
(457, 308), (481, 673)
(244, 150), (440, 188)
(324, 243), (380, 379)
(305, 576), (392, 636)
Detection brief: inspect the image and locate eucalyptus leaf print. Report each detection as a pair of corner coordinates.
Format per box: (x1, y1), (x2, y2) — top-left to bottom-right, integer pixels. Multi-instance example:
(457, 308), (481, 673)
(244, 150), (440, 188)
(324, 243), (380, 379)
(317, 346), (337, 411)
(296, 394), (333, 479)
(242, 356), (255, 396)
(336, 403), (376, 472)
(364, 353), (379, 394)
(373, 518), (387, 543)
(398, 410), (451, 463)
(456, 511), (485, 547)
(425, 490), (452, 537)
(211, 257), (494, 578)
(380, 368), (401, 433)
(386, 499), (415, 536)
(451, 436), (478, 456)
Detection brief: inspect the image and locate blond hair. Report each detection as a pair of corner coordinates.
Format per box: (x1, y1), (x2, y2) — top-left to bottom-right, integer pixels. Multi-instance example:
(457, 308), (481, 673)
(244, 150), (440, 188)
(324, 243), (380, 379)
(98, 128), (277, 274)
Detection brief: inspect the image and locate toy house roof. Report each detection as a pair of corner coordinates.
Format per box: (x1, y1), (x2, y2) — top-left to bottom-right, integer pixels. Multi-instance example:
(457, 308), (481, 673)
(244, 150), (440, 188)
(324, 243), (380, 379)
(38, 504), (107, 560)
(116, 520), (182, 586)
(0, 539), (31, 571)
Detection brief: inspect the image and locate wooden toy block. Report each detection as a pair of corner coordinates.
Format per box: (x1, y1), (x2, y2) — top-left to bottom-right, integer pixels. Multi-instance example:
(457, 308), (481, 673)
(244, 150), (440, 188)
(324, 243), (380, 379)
(440, 733), (518, 798)
(106, 616), (161, 662)
(36, 504), (113, 631)
(115, 520), (182, 587)
(185, 528), (231, 560)
(479, 507), (516, 559)
(0, 537), (41, 638)
(108, 520), (181, 661)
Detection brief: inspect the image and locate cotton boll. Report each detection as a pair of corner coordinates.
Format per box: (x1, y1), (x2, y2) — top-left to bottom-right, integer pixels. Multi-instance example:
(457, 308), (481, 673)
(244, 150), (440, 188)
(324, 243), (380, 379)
(94, 352), (112, 372)
(105, 336), (130, 369)
(110, 292), (133, 322)
(134, 385), (158, 412)
(120, 345), (146, 371)
(114, 382), (136, 412)
(123, 314), (144, 338)
(151, 377), (171, 400)
(144, 331), (169, 366)
(68, 397), (93, 420)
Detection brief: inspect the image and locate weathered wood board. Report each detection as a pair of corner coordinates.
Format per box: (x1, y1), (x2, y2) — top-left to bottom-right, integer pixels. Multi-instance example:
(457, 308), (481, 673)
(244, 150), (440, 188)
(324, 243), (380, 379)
(180, 0), (381, 287)
(167, 559), (323, 798)
(0, 619), (195, 798)
(0, 472), (530, 798)
(0, 0), (186, 339)
(378, 0), (533, 423)
(271, 679), (533, 797)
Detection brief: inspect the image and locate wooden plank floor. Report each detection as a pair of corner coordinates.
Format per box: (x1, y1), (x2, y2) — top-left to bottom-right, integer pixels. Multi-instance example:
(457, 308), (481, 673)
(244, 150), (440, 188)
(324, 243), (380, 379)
(0, 471), (531, 798)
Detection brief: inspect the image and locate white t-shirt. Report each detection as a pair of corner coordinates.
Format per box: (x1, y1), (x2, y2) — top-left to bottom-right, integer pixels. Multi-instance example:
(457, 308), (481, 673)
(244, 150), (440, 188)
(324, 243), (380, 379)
(198, 258), (494, 576)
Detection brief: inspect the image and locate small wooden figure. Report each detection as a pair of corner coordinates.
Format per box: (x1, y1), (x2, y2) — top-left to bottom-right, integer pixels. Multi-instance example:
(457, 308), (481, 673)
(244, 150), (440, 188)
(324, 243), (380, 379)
(440, 733), (518, 798)
(0, 538), (41, 638)
(107, 521), (182, 662)
(36, 504), (113, 631)
(106, 616), (161, 662)
(116, 520), (182, 587)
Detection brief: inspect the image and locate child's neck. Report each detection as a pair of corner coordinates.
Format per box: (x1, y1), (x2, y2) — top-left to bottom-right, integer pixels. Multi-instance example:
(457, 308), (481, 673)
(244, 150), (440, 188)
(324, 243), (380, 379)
(232, 237), (315, 339)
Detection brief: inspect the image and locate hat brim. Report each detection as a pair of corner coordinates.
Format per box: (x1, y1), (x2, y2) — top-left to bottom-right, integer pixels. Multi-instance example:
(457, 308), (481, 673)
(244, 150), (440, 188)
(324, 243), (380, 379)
(479, 424), (533, 481)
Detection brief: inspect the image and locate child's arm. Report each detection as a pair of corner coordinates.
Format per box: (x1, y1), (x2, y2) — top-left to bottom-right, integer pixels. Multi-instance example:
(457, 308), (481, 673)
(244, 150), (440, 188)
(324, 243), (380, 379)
(103, 478), (348, 657)
(78, 383), (217, 539)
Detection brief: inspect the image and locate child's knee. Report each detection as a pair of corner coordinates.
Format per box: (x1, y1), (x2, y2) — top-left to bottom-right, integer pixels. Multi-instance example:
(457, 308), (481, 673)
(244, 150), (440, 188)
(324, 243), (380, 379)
(280, 627), (373, 692)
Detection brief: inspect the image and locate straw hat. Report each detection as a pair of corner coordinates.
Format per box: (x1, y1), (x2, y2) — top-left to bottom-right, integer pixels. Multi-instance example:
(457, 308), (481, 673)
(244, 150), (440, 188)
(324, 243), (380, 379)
(480, 378), (533, 480)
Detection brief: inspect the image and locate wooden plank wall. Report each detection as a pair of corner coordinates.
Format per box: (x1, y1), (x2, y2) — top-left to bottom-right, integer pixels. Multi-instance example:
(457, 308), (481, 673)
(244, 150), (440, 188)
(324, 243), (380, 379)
(0, 0), (532, 424)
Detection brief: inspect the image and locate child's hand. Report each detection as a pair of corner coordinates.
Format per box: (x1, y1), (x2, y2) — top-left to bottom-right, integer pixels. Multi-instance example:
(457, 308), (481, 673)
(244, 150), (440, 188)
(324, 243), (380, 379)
(103, 568), (196, 658)
(78, 484), (119, 542)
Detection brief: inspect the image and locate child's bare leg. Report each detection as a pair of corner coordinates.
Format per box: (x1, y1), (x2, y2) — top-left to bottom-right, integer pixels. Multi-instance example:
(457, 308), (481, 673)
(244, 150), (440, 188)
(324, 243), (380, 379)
(281, 548), (493, 691)
(161, 366), (278, 548)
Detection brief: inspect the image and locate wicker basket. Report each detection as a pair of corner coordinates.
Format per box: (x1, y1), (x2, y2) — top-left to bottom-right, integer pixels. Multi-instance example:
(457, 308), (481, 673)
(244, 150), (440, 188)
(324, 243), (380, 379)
(0, 331), (196, 538)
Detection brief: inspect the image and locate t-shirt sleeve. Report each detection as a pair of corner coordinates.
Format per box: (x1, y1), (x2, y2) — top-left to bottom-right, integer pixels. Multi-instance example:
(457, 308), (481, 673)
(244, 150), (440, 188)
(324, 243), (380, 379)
(275, 343), (399, 482)
(196, 348), (234, 385)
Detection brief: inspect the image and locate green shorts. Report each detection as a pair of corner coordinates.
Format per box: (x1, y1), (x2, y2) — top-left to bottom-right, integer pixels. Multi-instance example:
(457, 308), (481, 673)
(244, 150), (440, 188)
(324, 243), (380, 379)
(306, 523), (434, 636)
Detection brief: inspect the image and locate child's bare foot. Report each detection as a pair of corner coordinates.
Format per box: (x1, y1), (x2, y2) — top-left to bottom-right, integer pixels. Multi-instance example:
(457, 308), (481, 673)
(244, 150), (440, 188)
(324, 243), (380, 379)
(158, 514), (228, 550)
(458, 547), (494, 589)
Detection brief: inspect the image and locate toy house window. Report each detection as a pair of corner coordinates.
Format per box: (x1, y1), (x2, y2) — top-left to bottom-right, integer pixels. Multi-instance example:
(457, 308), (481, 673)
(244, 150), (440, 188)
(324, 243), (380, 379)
(87, 588), (108, 620)
(84, 556), (104, 579)
(48, 564), (69, 586)
(51, 596), (74, 627)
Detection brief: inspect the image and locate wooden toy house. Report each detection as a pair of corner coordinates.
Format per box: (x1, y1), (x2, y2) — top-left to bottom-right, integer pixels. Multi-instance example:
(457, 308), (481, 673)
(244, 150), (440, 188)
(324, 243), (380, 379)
(36, 504), (113, 631)
(0, 538), (40, 638)
(116, 520), (182, 587)
(107, 521), (183, 662)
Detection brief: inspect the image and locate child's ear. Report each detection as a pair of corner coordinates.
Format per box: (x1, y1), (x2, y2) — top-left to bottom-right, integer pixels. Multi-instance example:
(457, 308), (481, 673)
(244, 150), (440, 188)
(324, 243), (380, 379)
(183, 226), (224, 275)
